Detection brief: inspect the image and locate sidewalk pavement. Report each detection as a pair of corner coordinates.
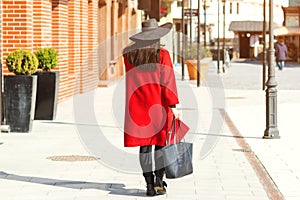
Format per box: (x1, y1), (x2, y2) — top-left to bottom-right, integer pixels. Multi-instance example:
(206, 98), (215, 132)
(0, 61), (299, 200)
(219, 60), (300, 200)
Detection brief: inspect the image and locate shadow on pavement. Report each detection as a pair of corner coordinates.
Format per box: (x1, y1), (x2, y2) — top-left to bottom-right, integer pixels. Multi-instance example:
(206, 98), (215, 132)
(191, 132), (262, 139)
(285, 62), (300, 68)
(0, 171), (146, 197)
(231, 59), (259, 64)
(231, 59), (300, 68)
(41, 121), (118, 129)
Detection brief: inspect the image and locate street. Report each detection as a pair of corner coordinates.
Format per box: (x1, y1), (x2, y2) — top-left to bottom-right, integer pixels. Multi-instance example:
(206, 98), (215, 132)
(219, 59), (300, 90)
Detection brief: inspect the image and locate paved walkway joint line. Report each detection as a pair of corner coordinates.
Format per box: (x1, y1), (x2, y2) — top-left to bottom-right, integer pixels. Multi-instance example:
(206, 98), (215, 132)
(220, 109), (285, 200)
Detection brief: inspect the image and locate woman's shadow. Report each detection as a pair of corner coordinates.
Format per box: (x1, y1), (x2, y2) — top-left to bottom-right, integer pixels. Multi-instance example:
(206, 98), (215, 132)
(0, 171), (146, 197)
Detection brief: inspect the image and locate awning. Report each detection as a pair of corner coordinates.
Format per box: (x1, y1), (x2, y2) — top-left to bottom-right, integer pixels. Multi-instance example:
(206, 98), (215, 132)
(229, 21), (280, 32)
(274, 26), (300, 36)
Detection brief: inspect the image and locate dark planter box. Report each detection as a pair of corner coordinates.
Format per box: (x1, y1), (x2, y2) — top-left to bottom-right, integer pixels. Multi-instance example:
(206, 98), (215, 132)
(4, 75), (37, 132)
(34, 71), (59, 120)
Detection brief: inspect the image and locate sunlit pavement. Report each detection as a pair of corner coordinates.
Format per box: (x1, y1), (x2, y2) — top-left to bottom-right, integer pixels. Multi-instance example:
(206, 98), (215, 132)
(0, 60), (299, 199)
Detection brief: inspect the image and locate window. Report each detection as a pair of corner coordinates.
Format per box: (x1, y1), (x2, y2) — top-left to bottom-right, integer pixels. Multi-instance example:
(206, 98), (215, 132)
(236, 2), (239, 14)
(286, 15), (299, 27)
(230, 2), (232, 14)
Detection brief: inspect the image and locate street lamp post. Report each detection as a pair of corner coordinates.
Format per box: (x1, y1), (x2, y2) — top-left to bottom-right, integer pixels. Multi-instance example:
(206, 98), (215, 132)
(262, 0), (267, 91)
(203, 0), (207, 47)
(222, 0), (226, 73)
(181, 0), (185, 81)
(190, 0), (192, 47)
(217, 0), (220, 73)
(263, 0), (279, 139)
(197, 0), (201, 87)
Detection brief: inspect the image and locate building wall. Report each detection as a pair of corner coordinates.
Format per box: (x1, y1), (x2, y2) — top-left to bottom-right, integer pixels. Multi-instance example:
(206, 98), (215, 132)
(0, 0), (138, 101)
(98, 0), (139, 86)
(290, 0), (300, 6)
(170, 0), (288, 40)
(1, 0), (34, 78)
(167, 0), (289, 59)
(206, 0), (288, 39)
(33, 0), (52, 48)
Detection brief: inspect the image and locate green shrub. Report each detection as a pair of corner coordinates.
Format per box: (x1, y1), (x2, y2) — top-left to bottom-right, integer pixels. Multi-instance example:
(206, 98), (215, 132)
(35, 48), (58, 71)
(6, 49), (38, 76)
(184, 43), (212, 60)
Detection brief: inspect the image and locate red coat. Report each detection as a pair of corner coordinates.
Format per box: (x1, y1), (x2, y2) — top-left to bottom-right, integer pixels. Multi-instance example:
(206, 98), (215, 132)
(123, 48), (179, 147)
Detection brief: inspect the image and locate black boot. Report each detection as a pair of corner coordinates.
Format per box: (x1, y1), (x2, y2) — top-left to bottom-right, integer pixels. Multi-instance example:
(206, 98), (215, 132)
(154, 169), (167, 195)
(144, 173), (156, 196)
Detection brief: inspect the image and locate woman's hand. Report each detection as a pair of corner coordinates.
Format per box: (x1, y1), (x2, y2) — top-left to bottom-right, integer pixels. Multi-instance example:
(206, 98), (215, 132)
(171, 107), (182, 119)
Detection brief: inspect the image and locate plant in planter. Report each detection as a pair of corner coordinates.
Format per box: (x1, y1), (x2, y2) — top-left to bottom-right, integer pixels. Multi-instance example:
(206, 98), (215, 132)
(35, 47), (58, 71)
(34, 48), (60, 120)
(184, 43), (212, 80)
(4, 49), (38, 132)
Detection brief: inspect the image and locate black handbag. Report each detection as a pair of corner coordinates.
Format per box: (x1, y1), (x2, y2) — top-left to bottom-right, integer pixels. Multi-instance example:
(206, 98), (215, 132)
(162, 118), (193, 179)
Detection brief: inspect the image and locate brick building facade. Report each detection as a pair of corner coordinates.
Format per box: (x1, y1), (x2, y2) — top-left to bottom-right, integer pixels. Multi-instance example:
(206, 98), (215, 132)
(0, 0), (138, 102)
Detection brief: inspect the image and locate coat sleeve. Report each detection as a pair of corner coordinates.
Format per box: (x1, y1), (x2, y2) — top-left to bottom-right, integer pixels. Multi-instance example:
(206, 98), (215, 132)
(275, 43), (278, 57)
(160, 49), (179, 107)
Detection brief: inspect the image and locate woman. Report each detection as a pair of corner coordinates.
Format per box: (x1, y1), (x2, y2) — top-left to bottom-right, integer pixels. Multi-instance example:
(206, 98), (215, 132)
(275, 36), (288, 70)
(123, 19), (179, 196)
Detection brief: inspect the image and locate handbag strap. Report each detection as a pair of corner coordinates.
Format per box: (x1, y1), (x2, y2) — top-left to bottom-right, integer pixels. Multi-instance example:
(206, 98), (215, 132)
(167, 117), (184, 145)
(167, 117), (175, 145)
